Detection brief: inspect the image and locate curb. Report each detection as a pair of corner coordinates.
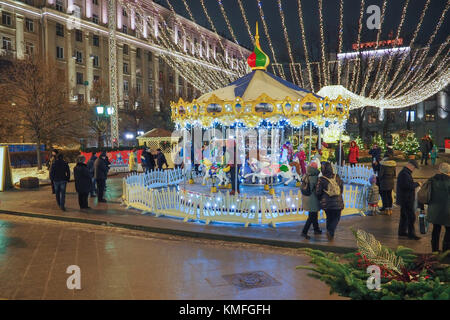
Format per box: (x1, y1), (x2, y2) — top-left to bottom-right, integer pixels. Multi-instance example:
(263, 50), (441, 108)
(0, 208), (357, 254)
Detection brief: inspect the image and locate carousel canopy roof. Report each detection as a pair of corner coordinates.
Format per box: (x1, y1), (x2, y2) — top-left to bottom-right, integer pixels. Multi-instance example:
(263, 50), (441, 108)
(197, 69), (322, 103)
(170, 22), (350, 129)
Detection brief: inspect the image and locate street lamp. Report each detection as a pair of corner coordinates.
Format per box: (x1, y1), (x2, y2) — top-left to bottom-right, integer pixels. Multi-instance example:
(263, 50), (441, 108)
(96, 105), (104, 115)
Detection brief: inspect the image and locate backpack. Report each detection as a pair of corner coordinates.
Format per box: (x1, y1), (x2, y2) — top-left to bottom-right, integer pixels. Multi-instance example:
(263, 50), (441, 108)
(417, 179), (432, 204)
(322, 175), (341, 197)
(300, 175), (311, 196)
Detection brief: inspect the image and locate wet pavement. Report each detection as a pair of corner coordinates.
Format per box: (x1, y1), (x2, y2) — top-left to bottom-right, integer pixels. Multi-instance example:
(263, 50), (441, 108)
(0, 176), (438, 254)
(0, 214), (345, 300)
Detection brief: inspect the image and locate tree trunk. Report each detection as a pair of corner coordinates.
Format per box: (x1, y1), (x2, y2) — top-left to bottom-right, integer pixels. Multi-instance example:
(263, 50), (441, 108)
(97, 133), (103, 148)
(36, 139), (42, 170)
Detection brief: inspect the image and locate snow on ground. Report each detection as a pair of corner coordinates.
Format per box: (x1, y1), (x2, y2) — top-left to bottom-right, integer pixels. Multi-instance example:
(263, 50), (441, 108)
(12, 163), (76, 185)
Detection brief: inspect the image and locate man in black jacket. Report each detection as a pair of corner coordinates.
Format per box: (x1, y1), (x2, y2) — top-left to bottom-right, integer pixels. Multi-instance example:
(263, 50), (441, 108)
(74, 155), (92, 209)
(50, 153), (70, 211)
(94, 152), (108, 202)
(316, 162), (344, 241)
(378, 152), (397, 215)
(396, 159), (421, 240)
(156, 149), (169, 170)
(86, 153), (97, 197)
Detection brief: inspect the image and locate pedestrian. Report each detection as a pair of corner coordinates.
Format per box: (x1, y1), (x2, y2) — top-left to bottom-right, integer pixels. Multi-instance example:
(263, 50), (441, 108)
(87, 152), (97, 197)
(320, 142), (330, 163)
(315, 161), (344, 241)
(369, 143), (382, 175)
(128, 148), (138, 173)
(296, 146), (307, 176)
(425, 162), (450, 252)
(366, 175), (380, 216)
(430, 144), (438, 166)
(396, 159), (421, 240)
(348, 141), (359, 167)
(156, 148), (169, 170)
(301, 162), (322, 239)
(94, 151), (109, 203)
(74, 155), (92, 209)
(420, 135), (432, 165)
(47, 149), (59, 194)
(50, 153), (70, 211)
(378, 151), (397, 215)
(334, 143), (345, 166)
(141, 148), (154, 173)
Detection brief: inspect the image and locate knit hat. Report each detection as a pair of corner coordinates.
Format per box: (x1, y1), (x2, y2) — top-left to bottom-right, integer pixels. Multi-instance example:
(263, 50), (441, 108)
(408, 159), (419, 169)
(309, 161), (318, 169)
(369, 175), (377, 184)
(439, 162), (450, 175)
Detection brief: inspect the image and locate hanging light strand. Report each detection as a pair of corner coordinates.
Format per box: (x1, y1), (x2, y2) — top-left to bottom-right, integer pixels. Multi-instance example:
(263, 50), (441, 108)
(236, 0), (254, 44)
(216, 0), (245, 59)
(296, 0), (314, 91)
(318, 0), (328, 87)
(349, 0), (366, 93)
(382, 0), (431, 96)
(337, 0), (344, 85)
(277, 0), (301, 86)
(256, 0), (286, 79)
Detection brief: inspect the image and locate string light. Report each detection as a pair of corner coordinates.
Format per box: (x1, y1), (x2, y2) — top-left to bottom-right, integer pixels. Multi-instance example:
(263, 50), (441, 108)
(216, 0), (245, 60)
(318, 0), (328, 87)
(349, 0), (366, 93)
(277, 0), (300, 86)
(337, 0), (344, 85)
(256, 0), (286, 79)
(237, 0), (254, 44)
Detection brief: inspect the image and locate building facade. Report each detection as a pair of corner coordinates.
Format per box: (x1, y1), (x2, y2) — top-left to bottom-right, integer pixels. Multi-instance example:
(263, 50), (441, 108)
(0, 0), (250, 145)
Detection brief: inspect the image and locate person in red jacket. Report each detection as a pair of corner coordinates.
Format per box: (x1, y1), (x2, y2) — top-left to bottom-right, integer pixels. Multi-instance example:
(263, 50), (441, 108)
(348, 141), (360, 167)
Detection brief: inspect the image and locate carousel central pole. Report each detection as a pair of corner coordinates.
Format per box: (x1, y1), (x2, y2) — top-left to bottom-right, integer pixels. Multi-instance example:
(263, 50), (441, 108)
(308, 121), (312, 162)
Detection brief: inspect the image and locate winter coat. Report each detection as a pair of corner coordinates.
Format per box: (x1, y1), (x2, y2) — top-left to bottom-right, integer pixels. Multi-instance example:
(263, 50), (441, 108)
(321, 148), (330, 162)
(142, 151), (155, 170)
(420, 137), (432, 153)
(74, 163), (92, 194)
(157, 152), (168, 169)
(378, 158), (397, 191)
(396, 167), (419, 205)
(50, 159), (70, 182)
(128, 152), (138, 171)
(348, 143), (359, 164)
(367, 184), (380, 204)
(334, 145), (345, 166)
(425, 174), (450, 226)
(94, 157), (108, 180)
(87, 155), (97, 178)
(316, 162), (344, 211)
(296, 150), (307, 175)
(430, 146), (438, 159)
(369, 147), (382, 162)
(301, 166), (320, 212)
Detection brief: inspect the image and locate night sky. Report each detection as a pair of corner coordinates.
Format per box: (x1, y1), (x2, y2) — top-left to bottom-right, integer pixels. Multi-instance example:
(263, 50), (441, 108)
(158, 0), (449, 62)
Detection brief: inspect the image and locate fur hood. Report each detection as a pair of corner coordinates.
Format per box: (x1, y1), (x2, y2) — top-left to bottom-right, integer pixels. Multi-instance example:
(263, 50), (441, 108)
(380, 159), (396, 167)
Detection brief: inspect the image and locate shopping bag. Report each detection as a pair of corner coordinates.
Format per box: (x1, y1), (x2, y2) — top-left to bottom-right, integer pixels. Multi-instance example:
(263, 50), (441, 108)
(418, 210), (428, 234)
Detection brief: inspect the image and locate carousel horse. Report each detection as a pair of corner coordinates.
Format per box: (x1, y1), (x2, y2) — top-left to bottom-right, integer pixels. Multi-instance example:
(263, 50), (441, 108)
(216, 165), (231, 187)
(244, 158), (279, 184)
(277, 162), (301, 185)
(201, 158), (216, 185)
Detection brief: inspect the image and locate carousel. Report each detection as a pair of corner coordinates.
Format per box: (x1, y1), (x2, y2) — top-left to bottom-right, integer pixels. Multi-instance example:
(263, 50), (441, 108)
(171, 23), (350, 198)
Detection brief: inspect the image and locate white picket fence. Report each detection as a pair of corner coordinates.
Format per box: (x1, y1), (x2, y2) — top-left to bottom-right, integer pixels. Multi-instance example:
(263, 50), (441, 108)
(122, 169), (370, 227)
(332, 164), (374, 185)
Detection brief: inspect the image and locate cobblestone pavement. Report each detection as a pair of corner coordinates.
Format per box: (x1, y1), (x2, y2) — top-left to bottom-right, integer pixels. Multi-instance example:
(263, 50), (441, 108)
(0, 214), (345, 300)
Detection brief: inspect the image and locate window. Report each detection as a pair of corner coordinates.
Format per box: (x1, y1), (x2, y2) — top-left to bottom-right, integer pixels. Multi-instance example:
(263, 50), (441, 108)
(122, 25), (127, 34)
(178, 77), (183, 86)
(122, 8), (127, 17)
(405, 110), (415, 122)
(349, 115), (358, 124)
(93, 0), (98, 5)
(25, 19), (34, 32)
(148, 84), (153, 96)
(93, 75), (100, 82)
(148, 68), (153, 79)
(425, 110), (435, 122)
(56, 23), (64, 37)
(169, 74), (173, 83)
(159, 71), (163, 81)
(123, 80), (129, 92)
(123, 44), (128, 55)
(124, 100), (129, 109)
(76, 72), (84, 85)
(368, 113), (377, 124)
(2, 12), (12, 26)
(25, 42), (34, 55)
(136, 82), (141, 94)
(77, 94), (84, 104)
(75, 51), (83, 63)
(2, 37), (12, 50)
(92, 14), (99, 24)
(148, 51), (152, 61)
(93, 35), (99, 47)
(56, 0), (64, 12)
(75, 29), (82, 42)
(93, 55), (99, 67)
(56, 46), (64, 59)
(123, 62), (128, 74)
(136, 48), (141, 58)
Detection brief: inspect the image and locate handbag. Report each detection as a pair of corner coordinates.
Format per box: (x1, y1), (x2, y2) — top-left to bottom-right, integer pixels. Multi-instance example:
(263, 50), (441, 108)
(417, 179), (432, 205)
(418, 210), (428, 234)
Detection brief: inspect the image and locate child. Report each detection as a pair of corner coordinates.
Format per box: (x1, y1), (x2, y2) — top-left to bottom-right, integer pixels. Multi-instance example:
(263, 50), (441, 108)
(430, 145), (438, 166)
(367, 175), (380, 216)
